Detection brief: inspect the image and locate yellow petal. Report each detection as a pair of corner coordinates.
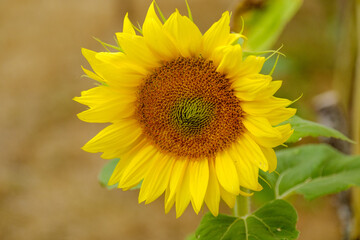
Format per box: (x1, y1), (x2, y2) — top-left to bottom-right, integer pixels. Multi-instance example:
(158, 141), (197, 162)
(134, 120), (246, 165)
(95, 52), (147, 77)
(82, 120), (142, 155)
(142, 2), (179, 60)
(167, 159), (188, 206)
(266, 107), (296, 125)
(237, 55), (265, 77)
(81, 48), (101, 73)
(219, 185), (236, 208)
(76, 100), (136, 123)
(101, 135), (147, 159)
(241, 96), (292, 115)
(204, 158), (220, 216)
(82, 50), (130, 79)
(228, 139), (262, 190)
(249, 123), (294, 148)
(73, 80), (136, 123)
(260, 147), (277, 173)
(215, 150), (240, 195)
(243, 115), (281, 138)
(81, 48), (111, 84)
(227, 33), (241, 45)
(74, 85), (136, 107)
(236, 133), (268, 172)
(201, 12), (230, 58)
(175, 165), (192, 218)
(108, 157), (133, 186)
(73, 87), (105, 108)
(165, 186), (175, 214)
(81, 66), (104, 83)
(164, 10), (202, 57)
(116, 33), (160, 69)
(143, 17), (179, 60)
(276, 123), (294, 143)
(118, 145), (157, 188)
(239, 189), (256, 196)
(257, 80), (283, 99)
(144, 1), (162, 27)
(211, 44), (242, 79)
(96, 52), (148, 89)
(189, 159), (209, 214)
(139, 155), (175, 204)
(82, 49), (146, 88)
(123, 12), (135, 35)
(232, 74), (272, 101)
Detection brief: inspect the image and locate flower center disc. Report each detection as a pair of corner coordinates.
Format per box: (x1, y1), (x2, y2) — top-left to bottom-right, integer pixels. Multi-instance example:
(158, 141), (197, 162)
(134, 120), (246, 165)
(136, 57), (244, 159)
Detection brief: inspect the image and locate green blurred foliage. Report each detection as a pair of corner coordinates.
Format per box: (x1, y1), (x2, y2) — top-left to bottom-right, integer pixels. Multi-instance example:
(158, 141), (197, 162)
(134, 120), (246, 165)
(240, 0), (303, 52)
(236, 0), (339, 120)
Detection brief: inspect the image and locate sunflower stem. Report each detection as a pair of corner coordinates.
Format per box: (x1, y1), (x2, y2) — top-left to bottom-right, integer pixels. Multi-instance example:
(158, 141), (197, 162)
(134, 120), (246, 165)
(233, 194), (251, 217)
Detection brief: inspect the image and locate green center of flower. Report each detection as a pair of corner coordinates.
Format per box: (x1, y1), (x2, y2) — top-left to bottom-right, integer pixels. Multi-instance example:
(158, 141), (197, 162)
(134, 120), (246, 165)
(170, 97), (215, 136)
(136, 57), (244, 159)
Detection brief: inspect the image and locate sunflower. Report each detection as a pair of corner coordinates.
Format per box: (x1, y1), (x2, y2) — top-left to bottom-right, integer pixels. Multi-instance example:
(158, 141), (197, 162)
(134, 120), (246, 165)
(74, 1), (296, 218)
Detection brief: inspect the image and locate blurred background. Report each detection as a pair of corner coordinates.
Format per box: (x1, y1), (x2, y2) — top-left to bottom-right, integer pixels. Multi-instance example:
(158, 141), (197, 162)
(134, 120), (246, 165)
(0, 0), (357, 239)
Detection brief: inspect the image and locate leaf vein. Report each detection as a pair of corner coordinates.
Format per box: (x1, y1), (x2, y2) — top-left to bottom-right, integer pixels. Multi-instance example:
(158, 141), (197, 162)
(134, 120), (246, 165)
(219, 218), (242, 240)
(251, 215), (276, 237)
(244, 217), (249, 240)
(277, 178), (311, 199)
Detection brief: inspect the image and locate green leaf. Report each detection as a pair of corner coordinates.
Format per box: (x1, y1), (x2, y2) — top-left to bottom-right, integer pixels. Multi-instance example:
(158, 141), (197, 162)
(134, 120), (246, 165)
(98, 158), (119, 189)
(195, 199), (298, 240)
(185, 233), (196, 240)
(283, 115), (353, 143)
(243, 0), (303, 51)
(257, 144), (360, 201)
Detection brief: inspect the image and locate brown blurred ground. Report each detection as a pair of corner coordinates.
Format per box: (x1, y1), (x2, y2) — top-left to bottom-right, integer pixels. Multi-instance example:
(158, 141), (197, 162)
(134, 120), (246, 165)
(0, 0), (342, 239)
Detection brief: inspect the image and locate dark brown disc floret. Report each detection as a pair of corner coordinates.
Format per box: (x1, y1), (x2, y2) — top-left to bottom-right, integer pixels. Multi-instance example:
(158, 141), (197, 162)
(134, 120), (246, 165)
(136, 57), (244, 159)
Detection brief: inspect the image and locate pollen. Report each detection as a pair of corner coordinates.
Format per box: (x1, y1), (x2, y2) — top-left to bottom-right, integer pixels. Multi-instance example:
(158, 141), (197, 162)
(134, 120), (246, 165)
(136, 57), (244, 159)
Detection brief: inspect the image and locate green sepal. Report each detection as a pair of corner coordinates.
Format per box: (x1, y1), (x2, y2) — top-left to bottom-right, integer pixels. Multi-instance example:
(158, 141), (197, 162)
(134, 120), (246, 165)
(93, 37), (122, 52)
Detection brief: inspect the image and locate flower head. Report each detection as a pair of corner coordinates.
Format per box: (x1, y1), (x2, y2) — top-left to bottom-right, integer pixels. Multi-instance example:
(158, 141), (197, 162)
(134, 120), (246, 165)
(74, 2), (296, 217)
